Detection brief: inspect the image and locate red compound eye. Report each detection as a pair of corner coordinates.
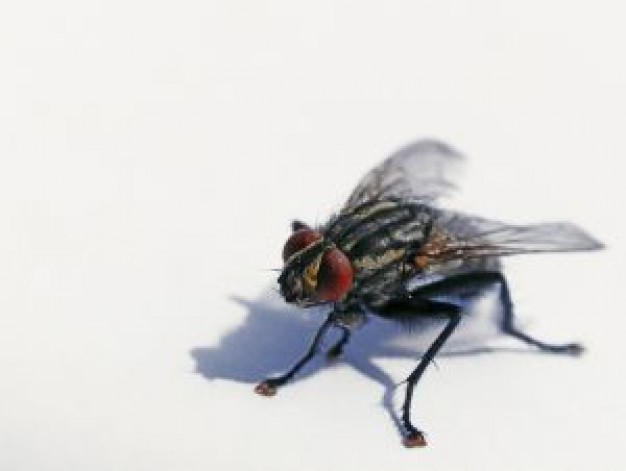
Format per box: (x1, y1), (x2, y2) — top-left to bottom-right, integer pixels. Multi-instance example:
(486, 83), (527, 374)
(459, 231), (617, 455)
(315, 248), (353, 302)
(282, 229), (322, 262)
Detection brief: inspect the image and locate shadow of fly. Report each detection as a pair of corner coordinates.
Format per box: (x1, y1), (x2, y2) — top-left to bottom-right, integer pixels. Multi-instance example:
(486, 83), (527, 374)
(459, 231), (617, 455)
(254, 140), (603, 447)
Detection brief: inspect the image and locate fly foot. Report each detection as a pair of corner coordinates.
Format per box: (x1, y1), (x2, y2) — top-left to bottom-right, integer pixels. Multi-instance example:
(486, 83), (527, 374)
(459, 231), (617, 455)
(403, 431), (427, 448)
(562, 343), (585, 356)
(254, 380), (280, 397)
(545, 342), (585, 356)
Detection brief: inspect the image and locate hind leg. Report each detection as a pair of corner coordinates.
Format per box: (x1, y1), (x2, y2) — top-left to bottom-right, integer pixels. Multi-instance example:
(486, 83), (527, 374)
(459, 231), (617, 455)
(410, 271), (584, 355)
(494, 273), (583, 355)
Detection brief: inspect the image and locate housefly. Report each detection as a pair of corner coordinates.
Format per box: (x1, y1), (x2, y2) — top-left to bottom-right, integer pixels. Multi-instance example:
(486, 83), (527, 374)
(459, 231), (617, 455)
(254, 140), (603, 447)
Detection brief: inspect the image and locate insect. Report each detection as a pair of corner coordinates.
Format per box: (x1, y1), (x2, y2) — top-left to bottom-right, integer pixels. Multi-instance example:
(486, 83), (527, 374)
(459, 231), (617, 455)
(254, 140), (603, 447)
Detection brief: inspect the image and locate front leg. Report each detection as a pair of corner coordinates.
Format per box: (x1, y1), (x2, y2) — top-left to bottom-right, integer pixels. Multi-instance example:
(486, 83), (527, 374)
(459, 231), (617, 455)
(326, 325), (351, 359)
(255, 313), (334, 396)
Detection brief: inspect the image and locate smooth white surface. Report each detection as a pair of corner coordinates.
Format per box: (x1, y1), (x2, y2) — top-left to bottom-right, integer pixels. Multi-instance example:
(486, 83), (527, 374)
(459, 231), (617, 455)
(1, 1), (624, 470)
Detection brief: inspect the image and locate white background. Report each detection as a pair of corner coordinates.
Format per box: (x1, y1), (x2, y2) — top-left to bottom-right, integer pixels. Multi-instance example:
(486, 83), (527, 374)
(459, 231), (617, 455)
(1, 1), (624, 470)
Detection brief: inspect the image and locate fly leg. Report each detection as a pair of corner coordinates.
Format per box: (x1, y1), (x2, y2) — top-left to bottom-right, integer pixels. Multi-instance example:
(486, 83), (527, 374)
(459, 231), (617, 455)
(376, 298), (462, 447)
(372, 271), (583, 447)
(255, 314), (334, 396)
(493, 272), (583, 354)
(326, 325), (351, 359)
(401, 302), (461, 447)
(413, 271), (584, 354)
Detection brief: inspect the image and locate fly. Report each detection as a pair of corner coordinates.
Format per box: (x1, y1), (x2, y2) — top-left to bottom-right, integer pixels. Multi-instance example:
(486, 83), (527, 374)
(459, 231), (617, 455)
(254, 140), (603, 447)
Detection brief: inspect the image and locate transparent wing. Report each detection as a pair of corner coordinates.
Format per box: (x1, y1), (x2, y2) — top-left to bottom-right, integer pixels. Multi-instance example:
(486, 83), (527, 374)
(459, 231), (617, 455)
(343, 139), (464, 210)
(422, 212), (604, 262)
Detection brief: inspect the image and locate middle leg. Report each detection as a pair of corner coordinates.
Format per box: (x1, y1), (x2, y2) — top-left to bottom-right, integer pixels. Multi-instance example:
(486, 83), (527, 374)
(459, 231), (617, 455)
(376, 298), (462, 447)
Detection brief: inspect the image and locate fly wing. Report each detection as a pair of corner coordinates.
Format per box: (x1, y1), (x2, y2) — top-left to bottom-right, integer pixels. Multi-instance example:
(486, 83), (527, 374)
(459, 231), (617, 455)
(425, 212), (604, 262)
(343, 139), (464, 210)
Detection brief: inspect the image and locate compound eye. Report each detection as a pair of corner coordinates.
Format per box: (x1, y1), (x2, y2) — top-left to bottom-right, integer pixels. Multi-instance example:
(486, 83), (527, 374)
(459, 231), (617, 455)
(282, 229), (322, 262)
(315, 248), (353, 302)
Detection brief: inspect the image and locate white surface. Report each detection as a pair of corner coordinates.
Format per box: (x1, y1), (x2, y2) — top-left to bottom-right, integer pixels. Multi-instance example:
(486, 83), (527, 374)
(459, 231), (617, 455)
(1, 1), (624, 470)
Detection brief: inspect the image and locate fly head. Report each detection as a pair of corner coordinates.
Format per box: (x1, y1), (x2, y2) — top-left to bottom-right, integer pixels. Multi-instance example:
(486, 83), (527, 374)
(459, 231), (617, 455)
(279, 228), (354, 306)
